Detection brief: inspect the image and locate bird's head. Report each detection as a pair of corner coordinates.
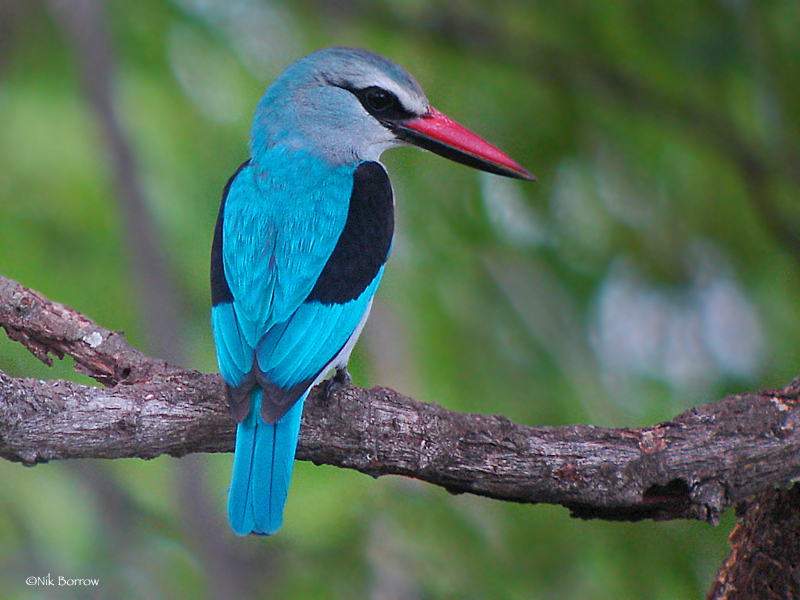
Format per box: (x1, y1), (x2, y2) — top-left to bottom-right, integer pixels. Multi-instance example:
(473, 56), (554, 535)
(250, 47), (534, 181)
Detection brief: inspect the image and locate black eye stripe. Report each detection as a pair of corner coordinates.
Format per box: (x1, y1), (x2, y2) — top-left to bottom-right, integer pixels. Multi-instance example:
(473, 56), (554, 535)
(332, 81), (417, 123)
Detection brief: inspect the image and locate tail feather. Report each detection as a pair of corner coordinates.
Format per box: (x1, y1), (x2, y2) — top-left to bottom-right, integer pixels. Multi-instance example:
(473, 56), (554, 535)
(228, 388), (306, 536)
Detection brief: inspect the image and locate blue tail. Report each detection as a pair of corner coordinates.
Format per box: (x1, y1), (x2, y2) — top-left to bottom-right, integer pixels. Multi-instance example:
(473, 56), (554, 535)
(228, 388), (306, 536)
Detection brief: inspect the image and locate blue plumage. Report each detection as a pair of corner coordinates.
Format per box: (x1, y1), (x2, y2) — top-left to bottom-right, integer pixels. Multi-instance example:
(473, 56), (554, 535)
(212, 151), (383, 535)
(228, 389), (305, 535)
(211, 47), (533, 536)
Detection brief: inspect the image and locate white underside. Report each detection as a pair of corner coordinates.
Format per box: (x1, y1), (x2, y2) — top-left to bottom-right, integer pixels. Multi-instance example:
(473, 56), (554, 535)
(309, 298), (374, 390)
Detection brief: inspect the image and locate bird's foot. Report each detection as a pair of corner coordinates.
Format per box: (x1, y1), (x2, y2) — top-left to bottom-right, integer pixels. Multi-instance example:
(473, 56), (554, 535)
(322, 366), (352, 401)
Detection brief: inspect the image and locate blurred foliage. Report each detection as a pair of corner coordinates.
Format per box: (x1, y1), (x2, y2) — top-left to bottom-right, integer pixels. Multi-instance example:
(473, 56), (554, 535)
(1, 0), (798, 598)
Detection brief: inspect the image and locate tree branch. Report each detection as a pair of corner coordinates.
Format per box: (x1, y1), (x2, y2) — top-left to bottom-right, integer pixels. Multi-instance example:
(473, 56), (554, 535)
(2, 273), (800, 526)
(707, 487), (800, 600)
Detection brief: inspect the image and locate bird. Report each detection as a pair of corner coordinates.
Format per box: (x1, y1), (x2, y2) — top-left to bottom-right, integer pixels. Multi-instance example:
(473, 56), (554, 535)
(211, 46), (534, 536)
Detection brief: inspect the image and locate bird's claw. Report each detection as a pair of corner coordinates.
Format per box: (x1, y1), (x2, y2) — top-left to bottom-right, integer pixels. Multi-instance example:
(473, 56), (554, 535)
(322, 367), (352, 401)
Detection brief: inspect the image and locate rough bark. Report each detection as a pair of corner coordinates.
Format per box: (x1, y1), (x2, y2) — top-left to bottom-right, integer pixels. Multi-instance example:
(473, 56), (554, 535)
(707, 487), (800, 600)
(2, 272), (800, 520)
(2, 274), (800, 594)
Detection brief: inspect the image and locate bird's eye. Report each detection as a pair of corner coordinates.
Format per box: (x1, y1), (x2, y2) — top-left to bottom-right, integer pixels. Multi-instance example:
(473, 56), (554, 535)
(364, 87), (396, 113)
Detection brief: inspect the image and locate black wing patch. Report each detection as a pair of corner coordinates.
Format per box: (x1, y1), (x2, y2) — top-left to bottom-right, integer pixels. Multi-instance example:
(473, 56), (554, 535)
(211, 159), (250, 307)
(306, 161), (394, 305)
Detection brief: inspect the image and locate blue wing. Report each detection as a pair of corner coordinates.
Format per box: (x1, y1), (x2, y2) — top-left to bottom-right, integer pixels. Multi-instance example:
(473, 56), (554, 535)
(211, 156), (394, 535)
(220, 152), (354, 357)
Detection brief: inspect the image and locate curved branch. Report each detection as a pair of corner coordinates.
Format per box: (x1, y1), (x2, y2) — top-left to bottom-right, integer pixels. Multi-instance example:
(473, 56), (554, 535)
(2, 274), (800, 526)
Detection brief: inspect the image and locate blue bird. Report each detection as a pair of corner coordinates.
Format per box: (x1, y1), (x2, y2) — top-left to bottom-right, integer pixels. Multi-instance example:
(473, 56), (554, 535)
(211, 47), (534, 536)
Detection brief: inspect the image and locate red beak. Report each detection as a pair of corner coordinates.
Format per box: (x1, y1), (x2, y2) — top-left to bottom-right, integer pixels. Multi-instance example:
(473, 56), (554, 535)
(391, 107), (535, 182)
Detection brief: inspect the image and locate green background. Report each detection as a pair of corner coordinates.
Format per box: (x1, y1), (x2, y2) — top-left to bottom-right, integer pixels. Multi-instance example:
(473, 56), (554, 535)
(1, 0), (799, 598)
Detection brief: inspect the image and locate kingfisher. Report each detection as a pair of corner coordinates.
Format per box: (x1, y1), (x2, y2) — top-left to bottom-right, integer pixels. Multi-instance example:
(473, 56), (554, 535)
(211, 47), (534, 536)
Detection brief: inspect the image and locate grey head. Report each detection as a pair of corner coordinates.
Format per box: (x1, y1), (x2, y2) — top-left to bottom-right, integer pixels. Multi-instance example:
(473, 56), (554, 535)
(250, 47), (431, 164)
(249, 47), (535, 181)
